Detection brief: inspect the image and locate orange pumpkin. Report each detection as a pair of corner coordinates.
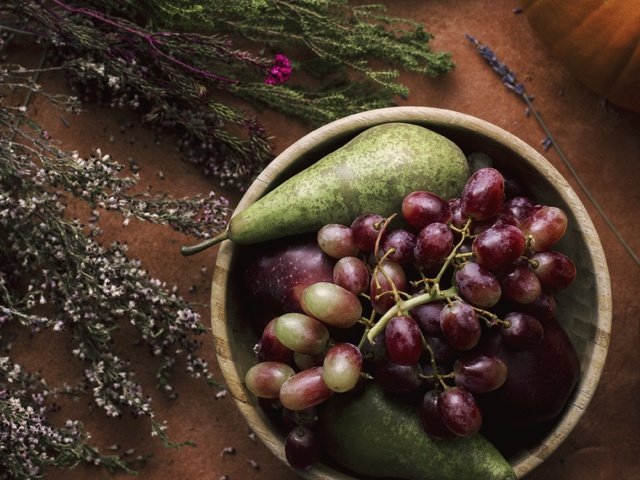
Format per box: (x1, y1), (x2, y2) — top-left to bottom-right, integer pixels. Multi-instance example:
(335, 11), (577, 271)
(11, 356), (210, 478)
(520, 0), (640, 112)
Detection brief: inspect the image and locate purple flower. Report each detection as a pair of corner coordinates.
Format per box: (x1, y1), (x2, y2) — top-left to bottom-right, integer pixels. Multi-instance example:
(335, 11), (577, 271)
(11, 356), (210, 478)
(264, 54), (292, 85)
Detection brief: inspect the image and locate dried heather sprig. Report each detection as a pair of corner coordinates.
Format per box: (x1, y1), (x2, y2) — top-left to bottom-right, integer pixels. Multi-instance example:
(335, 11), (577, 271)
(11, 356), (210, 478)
(0, 65), (224, 477)
(0, 358), (137, 479)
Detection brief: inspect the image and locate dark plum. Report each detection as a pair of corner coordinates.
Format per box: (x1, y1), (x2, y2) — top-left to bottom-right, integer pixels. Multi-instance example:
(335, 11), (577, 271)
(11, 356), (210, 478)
(244, 236), (335, 316)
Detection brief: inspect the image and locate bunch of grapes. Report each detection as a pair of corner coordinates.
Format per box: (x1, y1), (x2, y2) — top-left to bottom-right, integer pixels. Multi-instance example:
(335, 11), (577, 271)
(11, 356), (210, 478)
(244, 166), (577, 470)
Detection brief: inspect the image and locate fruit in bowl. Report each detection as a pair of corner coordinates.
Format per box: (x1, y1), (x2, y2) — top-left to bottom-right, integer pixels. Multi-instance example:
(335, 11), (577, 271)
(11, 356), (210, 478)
(199, 107), (610, 479)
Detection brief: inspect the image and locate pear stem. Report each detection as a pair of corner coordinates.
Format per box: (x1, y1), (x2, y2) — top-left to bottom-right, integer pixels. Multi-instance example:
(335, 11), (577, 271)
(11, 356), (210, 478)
(180, 230), (229, 256)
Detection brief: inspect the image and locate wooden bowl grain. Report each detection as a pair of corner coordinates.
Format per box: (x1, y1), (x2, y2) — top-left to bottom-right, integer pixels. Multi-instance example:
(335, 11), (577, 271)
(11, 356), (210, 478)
(211, 107), (611, 479)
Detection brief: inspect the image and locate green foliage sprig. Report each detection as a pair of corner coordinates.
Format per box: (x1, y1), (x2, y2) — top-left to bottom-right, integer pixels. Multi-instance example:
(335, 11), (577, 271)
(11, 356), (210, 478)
(1, 0), (453, 190)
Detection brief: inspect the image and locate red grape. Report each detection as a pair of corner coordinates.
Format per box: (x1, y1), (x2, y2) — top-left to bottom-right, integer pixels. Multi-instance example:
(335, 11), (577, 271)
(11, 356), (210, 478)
(245, 361), (295, 399)
(413, 222), (454, 270)
(385, 315), (423, 365)
(301, 282), (362, 328)
(437, 386), (483, 437)
(322, 343), (363, 393)
(439, 300), (481, 351)
(531, 251), (577, 289)
(453, 354), (508, 393)
(461, 167), (505, 221)
(333, 256), (370, 295)
(455, 262), (502, 308)
(522, 206), (568, 252)
(402, 191), (452, 230)
(351, 213), (385, 252)
(256, 318), (294, 364)
(501, 312), (544, 349)
(472, 224), (526, 271)
(279, 367), (333, 411)
(420, 390), (455, 440)
(317, 223), (359, 258)
(370, 260), (407, 314)
(500, 265), (542, 304)
(274, 313), (329, 355)
(380, 229), (417, 266)
(411, 301), (445, 337)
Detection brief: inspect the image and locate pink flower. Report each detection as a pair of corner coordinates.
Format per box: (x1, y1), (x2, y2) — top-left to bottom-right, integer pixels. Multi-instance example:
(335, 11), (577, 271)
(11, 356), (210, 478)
(264, 54), (292, 85)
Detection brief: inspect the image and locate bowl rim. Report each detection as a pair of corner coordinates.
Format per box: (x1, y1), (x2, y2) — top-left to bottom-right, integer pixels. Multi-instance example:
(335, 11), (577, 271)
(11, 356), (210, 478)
(211, 106), (612, 479)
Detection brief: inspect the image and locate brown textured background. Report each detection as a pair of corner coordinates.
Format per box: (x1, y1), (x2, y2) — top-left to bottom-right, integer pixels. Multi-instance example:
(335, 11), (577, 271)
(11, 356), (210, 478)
(8, 1), (639, 479)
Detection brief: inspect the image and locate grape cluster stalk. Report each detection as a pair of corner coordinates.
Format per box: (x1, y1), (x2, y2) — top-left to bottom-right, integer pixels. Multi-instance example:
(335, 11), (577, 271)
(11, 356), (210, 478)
(244, 162), (577, 470)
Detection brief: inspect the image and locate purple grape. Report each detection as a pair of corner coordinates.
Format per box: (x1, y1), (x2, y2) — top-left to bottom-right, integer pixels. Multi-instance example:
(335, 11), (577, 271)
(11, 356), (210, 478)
(503, 196), (535, 223)
(455, 262), (502, 308)
(380, 229), (417, 266)
(420, 390), (455, 440)
(501, 265), (542, 304)
(351, 213), (385, 252)
(460, 167), (505, 221)
(385, 315), (423, 366)
(519, 291), (557, 320)
(501, 312), (545, 350)
(453, 354), (508, 393)
(285, 426), (320, 471)
(374, 360), (423, 393)
(426, 336), (461, 366)
(472, 224), (526, 271)
(437, 386), (483, 437)
(449, 197), (468, 229)
(521, 206), (568, 252)
(411, 301), (445, 337)
(333, 256), (370, 295)
(402, 191), (452, 230)
(370, 260), (407, 314)
(531, 251), (577, 290)
(413, 222), (454, 270)
(439, 300), (481, 351)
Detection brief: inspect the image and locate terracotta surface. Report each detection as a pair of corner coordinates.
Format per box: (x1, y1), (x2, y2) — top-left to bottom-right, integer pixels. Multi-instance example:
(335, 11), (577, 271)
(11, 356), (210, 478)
(6, 1), (639, 479)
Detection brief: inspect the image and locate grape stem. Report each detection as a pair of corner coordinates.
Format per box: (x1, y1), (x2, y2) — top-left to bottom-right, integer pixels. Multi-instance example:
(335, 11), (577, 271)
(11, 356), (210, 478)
(366, 285), (458, 342)
(367, 218), (472, 342)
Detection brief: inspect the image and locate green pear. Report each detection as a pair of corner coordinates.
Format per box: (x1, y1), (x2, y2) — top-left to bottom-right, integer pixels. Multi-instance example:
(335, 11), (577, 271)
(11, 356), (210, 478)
(318, 384), (517, 480)
(182, 123), (469, 255)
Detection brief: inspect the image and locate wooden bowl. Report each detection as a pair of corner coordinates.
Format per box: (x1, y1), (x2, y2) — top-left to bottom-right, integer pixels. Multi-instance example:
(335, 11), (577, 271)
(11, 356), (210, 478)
(211, 107), (611, 479)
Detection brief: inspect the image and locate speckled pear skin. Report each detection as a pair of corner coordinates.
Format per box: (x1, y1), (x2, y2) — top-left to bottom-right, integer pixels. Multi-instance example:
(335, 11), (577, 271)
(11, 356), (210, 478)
(319, 383), (517, 480)
(228, 122), (470, 244)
